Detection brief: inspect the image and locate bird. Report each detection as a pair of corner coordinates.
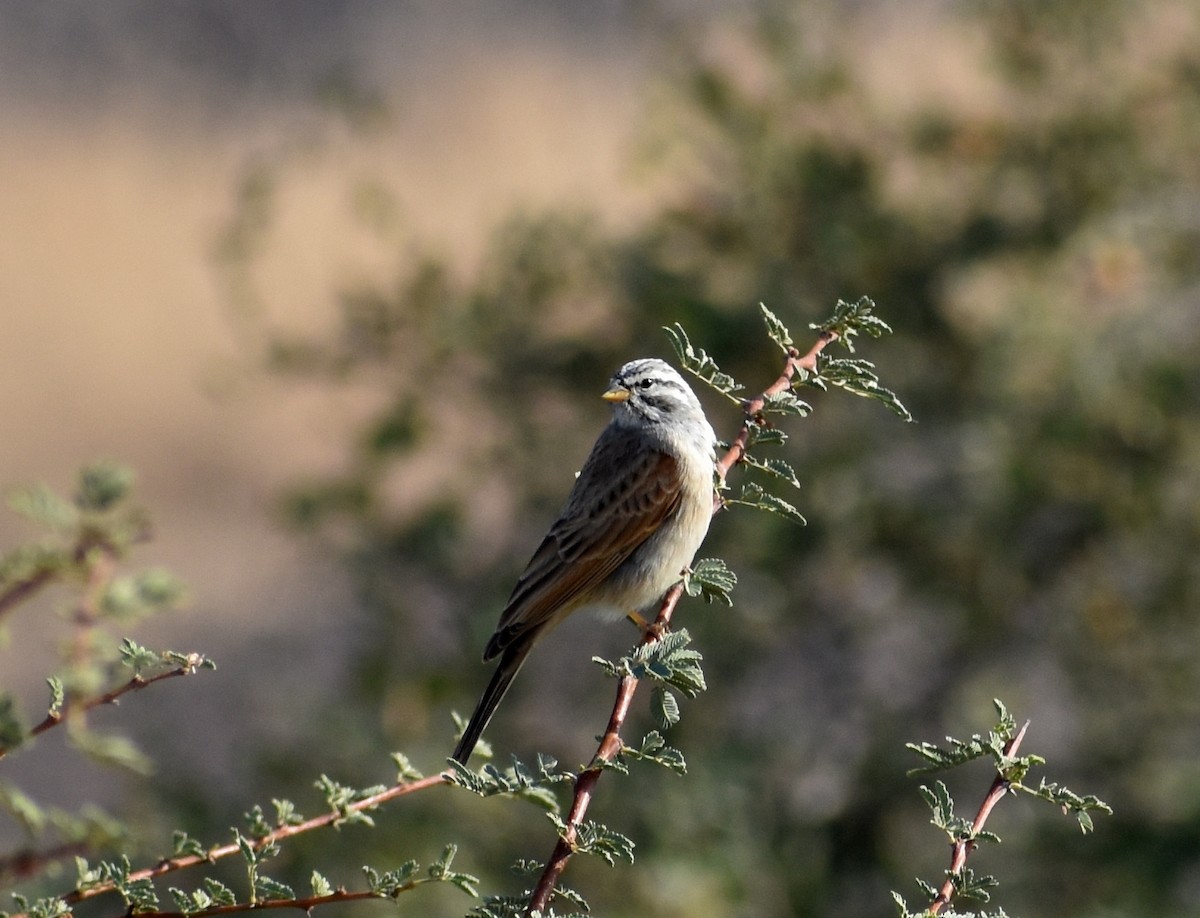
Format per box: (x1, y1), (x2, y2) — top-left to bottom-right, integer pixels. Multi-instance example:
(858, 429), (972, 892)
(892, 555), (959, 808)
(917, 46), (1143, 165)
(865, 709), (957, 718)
(451, 358), (717, 765)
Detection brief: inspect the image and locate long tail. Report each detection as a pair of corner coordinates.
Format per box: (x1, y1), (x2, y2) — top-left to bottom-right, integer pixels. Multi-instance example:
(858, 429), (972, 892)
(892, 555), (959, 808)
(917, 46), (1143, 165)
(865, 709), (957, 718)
(451, 645), (531, 765)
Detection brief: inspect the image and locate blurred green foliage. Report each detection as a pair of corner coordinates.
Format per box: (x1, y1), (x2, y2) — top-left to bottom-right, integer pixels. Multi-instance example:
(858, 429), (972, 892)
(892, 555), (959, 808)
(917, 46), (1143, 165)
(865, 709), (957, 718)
(189, 0), (1200, 915)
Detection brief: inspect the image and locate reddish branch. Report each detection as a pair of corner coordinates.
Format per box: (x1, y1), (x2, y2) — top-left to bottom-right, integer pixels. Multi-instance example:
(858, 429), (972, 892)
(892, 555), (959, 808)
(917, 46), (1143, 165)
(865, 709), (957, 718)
(57, 773), (449, 909)
(7, 330), (842, 918)
(129, 888), (397, 918)
(527, 328), (839, 914)
(0, 661), (211, 762)
(0, 841), (92, 885)
(0, 569), (55, 624)
(927, 721), (1030, 915)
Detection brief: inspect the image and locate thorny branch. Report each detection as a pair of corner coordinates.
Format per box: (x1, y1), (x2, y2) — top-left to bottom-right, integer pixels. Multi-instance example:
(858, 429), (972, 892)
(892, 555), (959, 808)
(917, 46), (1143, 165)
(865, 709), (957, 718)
(927, 721), (1030, 915)
(5, 327), (844, 918)
(0, 661), (211, 762)
(527, 327), (840, 915)
(47, 773), (449, 912)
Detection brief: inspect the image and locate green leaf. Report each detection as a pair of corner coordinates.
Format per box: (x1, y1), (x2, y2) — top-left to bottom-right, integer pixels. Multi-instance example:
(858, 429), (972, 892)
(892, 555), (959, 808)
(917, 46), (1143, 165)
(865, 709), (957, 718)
(12, 897), (71, 918)
(244, 804), (272, 838)
(810, 296), (895, 351)
(625, 629), (707, 697)
(650, 686), (680, 730)
(724, 482), (806, 525)
(738, 453), (802, 490)
(549, 816), (635, 867)
(0, 781), (46, 835)
(1019, 778), (1112, 833)
(363, 861), (419, 896)
(310, 870), (334, 897)
(744, 424), (788, 449)
(391, 751), (423, 782)
(46, 678), (65, 718)
(444, 754), (571, 808)
(760, 303), (793, 351)
(69, 728), (153, 775)
(314, 774), (387, 828)
(810, 355), (912, 422)
(98, 855), (159, 913)
(624, 731), (687, 776)
(0, 544), (68, 596)
(168, 887), (205, 915)
(202, 878), (237, 907)
(663, 323), (744, 403)
(951, 867), (999, 903)
(272, 797), (304, 827)
(760, 389), (812, 417)
(254, 875), (295, 902)
(171, 830), (207, 859)
(683, 557), (737, 606)
(75, 462), (135, 512)
(6, 484), (78, 530)
(118, 639), (162, 675)
(905, 704), (1021, 776)
(0, 694), (25, 751)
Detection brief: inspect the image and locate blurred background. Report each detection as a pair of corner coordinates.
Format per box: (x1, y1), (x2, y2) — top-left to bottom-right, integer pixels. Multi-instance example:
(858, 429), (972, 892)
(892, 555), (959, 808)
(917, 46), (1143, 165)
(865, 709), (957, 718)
(2, 1), (1199, 915)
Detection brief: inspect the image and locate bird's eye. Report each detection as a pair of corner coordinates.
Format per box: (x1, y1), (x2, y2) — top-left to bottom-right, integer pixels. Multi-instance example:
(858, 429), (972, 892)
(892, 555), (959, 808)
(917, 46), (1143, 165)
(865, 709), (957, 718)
(638, 378), (655, 389)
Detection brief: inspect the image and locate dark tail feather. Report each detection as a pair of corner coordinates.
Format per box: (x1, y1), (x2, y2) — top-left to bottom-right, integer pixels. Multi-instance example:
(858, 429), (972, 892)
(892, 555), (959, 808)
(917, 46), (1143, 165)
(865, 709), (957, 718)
(451, 646), (530, 765)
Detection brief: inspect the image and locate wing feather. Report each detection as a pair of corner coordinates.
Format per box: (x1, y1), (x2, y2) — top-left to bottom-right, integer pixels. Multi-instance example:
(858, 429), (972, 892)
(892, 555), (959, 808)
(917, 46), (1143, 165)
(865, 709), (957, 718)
(483, 427), (683, 660)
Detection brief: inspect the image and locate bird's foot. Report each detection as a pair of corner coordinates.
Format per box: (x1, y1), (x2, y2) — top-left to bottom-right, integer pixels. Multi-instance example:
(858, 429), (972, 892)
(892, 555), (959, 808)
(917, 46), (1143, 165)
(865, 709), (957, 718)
(626, 611), (666, 641)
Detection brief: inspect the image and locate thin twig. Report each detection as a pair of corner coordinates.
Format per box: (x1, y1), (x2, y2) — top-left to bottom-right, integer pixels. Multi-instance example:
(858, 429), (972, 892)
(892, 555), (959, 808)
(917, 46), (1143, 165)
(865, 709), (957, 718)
(527, 328), (839, 914)
(927, 721), (1030, 915)
(57, 772), (451, 909)
(0, 569), (56, 624)
(0, 661), (211, 762)
(117, 887), (399, 918)
(527, 582), (686, 912)
(716, 330), (839, 483)
(0, 841), (92, 884)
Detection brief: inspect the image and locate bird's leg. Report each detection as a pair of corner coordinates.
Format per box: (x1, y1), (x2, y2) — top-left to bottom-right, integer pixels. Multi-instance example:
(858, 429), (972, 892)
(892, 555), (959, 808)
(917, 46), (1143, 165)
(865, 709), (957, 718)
(626, 611), (666, 640)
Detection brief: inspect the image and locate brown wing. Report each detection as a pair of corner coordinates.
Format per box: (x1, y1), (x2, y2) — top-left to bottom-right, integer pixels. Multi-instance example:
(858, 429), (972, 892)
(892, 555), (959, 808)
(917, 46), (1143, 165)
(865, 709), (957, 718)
(483, 427), (683, 660)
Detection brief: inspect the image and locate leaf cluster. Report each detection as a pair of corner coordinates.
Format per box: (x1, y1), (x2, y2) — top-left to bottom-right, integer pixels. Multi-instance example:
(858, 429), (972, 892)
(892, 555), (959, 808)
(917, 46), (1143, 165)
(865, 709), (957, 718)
(893, 700), (1111, 917)
(446, 754), (574, 812)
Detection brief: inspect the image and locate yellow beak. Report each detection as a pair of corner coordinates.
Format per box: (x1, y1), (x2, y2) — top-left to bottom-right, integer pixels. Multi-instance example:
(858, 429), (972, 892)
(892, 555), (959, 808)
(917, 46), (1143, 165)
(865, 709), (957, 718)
(602, 386), (630, 403)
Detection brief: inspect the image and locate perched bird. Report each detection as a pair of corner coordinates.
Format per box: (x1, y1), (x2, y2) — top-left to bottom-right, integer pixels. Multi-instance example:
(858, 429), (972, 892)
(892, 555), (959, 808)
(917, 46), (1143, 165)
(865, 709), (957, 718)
(451, 358), (717, 764)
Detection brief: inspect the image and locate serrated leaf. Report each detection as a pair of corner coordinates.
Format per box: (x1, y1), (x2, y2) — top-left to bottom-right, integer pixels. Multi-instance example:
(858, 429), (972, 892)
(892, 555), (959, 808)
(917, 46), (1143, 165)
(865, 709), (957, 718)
(624, 731), (687, 776)
(6, 484), (78, 530)
(810, 296), (894, 350)
(168, 887), (200, 914)
(46, 678), (65, 717)
(566, 819), (635, 867)
(118, 639), (162, 674)
(813, 356), (912, 421)
(0, 781), (46, 834)
(272, 797), (303, 827)
(650, 686), (680, 730)
(740, 455), (802, 490)
(254, 875), (294, 902)
(0, 694), (25, 751)
(745, 424), (788, 448)
(726, 483), (807, 525)
(391, 751), (423, 782)
(171, 830), (207, 859)
(244, 805), (272, 838)
(683, 558), (736, 606)
(760, 389), (812, 417)
(68, 729), (153, 775)
(202, 878), (236, 907)
(310, 870), (334, 897)
(760, 303), (794, 351)
(663, 324), (744, 403)
(75, 463), (135, 513)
